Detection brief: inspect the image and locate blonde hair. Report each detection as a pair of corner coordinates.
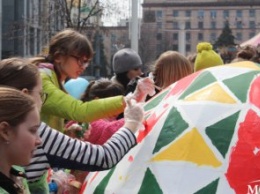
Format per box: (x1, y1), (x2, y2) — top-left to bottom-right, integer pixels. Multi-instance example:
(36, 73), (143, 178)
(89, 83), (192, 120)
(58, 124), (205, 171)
(152, 51), (192, 89)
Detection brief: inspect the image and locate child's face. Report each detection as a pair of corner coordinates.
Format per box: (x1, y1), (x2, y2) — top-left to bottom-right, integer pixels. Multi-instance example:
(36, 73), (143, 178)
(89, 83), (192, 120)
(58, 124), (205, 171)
(127, 67), (143, 80)
(55, 55), (89, 80)
(7, 107), (41, 166)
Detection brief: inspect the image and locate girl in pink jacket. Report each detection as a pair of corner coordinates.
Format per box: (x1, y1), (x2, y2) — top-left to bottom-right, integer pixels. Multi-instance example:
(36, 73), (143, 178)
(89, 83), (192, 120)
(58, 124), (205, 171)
(65, 79), (125, 183)
(81, 78), (125, 144)
(65, 78), (125, 143)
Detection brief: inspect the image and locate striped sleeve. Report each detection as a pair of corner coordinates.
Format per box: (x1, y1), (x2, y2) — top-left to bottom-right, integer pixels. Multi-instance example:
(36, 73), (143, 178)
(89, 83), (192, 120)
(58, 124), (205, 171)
(44, 125), (137, 171)
(25, 122), (137, 182)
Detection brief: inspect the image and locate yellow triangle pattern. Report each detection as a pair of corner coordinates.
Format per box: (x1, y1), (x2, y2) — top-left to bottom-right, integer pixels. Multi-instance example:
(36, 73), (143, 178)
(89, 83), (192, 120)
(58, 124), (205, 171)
(184, 83), (236, 104)
(151, 128), (222, 167)
(228, 61), (260, 70)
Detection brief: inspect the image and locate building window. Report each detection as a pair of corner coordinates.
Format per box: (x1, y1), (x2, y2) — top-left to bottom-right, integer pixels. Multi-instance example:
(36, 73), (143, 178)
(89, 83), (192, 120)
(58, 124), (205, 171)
(198, 21), (204, 29)
(38, 1), (42, 24)
(173, 44), (178, 51)
(211, 32), (216, 41)
(157, 44), (162, 54)
(173, 10), (179, 17)
(30, 27), (35, 55)
(185, 10), (191, 17)
(173, 33), (178, 40)
(236, 21), (243, 29)
(27, 0), (30, 19)
(185, 21), (191, 29)
(156, 10), (162, 18)
(157, 33), (162, 40)
(186, 32), (191, 41)
(198, 10), (204, 19)
(210, 10), (217, 19)
(223, 10), (229, 19)
(186, 44), (191, 52)
(111, 34), (116, 42)
(249, 21), (255, 29)
(156, 10), (162, 21)
(143, 10), (156, 22)
(249, 32), (255, 39)
(236, 32), (242, 41)
(173, 22), (178, 29)
(211, 21), (216, 29)
(198, 33), (203, 41)
(157, 22), (162, 29)
(111, 45), (117, 53)
(37, 29), (41, 54)
(236, 10), (242, 18)
(249, 9), (255, 18)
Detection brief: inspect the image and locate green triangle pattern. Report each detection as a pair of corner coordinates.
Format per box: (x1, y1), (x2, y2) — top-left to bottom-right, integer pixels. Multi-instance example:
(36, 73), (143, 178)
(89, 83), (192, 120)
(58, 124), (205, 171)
(222, 71), (260, 103)
(152, 106), (189, 154)
(144, 90), (168, 111)
(93, 168), (115, 194)
(138, 168), (163, 194)
(194, 178), (219, 194)
(205, 111), (239, 158)
(179, 71), (217, 100)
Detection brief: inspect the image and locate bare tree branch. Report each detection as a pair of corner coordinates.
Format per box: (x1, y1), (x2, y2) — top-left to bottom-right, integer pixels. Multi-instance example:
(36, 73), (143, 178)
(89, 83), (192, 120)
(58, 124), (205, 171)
(77, 0), (82, 29)
(59, 0), (73, 27)
(80, 0), (102, 31)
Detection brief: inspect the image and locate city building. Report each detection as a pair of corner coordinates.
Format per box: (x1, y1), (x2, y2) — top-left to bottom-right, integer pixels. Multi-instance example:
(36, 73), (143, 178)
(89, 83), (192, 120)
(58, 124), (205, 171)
(0, 0), (125, 77)
(141, 0), (260, 60)
(1, 0), (63, 59)
(1, 0), (101, 59)
(102, 26), (129, 74)
(83, 23), (129, 78)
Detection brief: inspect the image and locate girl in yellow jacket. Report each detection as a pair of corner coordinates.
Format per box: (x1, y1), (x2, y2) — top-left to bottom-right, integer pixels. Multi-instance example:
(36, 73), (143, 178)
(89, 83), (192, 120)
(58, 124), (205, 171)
(30, 29), (154, 132)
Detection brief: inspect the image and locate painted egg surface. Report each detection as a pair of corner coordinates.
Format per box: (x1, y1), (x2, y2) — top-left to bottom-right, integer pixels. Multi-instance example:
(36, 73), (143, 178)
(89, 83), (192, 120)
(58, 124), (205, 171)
(82, 61), (260, 194)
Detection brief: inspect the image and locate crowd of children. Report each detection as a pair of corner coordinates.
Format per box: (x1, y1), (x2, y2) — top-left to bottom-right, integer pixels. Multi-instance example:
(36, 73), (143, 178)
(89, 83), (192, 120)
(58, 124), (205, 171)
(0, 27), (259, 194)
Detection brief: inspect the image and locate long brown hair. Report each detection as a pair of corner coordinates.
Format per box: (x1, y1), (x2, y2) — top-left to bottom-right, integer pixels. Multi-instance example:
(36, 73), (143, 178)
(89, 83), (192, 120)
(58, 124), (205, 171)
(0, 87), (35, 127)
(30, 29), (94, 90)
(0, 58), (39, 91)
(152, 51), (192, 89)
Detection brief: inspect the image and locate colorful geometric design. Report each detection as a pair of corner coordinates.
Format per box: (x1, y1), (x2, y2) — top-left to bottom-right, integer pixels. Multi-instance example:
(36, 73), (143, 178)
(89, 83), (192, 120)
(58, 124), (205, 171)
(152, 128), (222, 167)
(82, 61), (260, 194)
(138, 168), (163, 194)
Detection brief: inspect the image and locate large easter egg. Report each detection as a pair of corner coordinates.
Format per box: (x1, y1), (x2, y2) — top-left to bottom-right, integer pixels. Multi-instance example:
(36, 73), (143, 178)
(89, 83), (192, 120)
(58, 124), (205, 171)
(82, 61), (260, 194)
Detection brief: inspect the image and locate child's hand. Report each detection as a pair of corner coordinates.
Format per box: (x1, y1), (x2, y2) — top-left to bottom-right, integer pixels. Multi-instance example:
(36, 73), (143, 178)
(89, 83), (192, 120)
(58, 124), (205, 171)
(132, 77), (156, 102)
(123, 98), (144, 133)
(67, 123), (83, 131)
(83, 129), (91, 141)
(64, 123), (83, 138)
